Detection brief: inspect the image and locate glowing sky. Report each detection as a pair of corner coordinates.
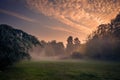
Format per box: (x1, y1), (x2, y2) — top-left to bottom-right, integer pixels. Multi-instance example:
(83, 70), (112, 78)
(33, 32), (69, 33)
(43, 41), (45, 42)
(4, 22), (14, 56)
(0, 0), (120, 44)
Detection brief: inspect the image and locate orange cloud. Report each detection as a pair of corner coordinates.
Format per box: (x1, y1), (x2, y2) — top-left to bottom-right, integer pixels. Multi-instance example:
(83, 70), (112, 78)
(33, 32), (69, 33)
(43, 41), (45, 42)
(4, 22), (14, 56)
(0, 9), (37, 23)
(26, 0), (120, 40)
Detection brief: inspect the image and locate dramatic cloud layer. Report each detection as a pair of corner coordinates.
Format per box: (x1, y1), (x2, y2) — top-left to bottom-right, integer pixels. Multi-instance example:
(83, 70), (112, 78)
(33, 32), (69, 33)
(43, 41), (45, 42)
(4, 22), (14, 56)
(26, 0), (120, 40)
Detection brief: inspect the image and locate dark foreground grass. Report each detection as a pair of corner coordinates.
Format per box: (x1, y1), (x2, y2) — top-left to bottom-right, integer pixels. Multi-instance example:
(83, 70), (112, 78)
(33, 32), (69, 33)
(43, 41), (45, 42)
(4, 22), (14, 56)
(0, 60), (120, 80)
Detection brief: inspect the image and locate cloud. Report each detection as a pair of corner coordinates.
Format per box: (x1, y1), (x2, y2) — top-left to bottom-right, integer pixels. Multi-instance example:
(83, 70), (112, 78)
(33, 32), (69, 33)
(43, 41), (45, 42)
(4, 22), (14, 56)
(47, 26), (75, 34)
(26, 0), (120, 39)
(0, 9), (37, 23)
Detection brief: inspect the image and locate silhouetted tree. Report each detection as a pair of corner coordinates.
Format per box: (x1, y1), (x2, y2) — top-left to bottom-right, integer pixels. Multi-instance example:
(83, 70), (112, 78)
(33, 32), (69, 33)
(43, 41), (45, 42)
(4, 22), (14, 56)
(0, 24), (41, 70)
(66, 36), (74, 55)
(74, 37), (80, 45)
(74, 37), (81, 51)
(67, 36), (73, 44)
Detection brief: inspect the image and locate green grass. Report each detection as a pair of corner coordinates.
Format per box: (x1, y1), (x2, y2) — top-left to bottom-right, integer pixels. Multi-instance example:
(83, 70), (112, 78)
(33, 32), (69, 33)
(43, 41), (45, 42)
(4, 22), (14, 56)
(0, 60), (120, 80)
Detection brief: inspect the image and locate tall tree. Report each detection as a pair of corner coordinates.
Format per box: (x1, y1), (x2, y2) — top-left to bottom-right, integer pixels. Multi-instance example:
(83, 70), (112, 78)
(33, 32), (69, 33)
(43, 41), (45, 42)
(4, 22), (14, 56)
(66, 36), (74, 55)
(67, 36), (73, 44)
(74, 37), (81, 51)
(74, 37), (80, 45)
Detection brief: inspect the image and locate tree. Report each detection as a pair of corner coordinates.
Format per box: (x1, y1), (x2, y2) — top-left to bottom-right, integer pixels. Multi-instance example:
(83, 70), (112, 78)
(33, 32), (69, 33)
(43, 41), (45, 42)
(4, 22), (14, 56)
(73, 37), (81, 53)
(85, 13), (120, 61)
(0, 24), (41, 70)
(66, 36), (74, 55)
(67, 36), (73, 44)
(74, 37), (80, 45)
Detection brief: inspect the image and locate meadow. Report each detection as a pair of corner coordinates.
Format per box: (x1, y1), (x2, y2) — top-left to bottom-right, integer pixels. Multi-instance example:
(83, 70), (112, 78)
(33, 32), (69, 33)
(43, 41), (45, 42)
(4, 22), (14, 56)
(0, 60), (120, 80)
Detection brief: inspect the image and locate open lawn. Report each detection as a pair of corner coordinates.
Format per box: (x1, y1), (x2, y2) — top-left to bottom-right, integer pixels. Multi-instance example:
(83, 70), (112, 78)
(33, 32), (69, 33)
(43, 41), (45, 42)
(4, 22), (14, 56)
(0, 60), (120, 80)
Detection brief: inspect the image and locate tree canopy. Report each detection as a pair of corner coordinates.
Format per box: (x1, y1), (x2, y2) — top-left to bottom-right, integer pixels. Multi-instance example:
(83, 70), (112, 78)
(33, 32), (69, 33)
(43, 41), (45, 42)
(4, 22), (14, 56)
(0, 24), (41, 70)
(85, 13), (120, 61)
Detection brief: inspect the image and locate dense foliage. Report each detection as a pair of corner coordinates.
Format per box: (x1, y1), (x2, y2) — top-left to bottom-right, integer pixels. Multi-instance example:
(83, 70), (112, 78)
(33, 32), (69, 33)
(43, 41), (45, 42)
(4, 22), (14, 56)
(0, 24), (41, 70)
(85, 13), (120, 61)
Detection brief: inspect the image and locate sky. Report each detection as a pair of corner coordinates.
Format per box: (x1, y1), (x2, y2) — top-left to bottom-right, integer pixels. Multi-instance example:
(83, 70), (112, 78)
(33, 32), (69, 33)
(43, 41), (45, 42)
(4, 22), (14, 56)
(0, 0), (120, 45)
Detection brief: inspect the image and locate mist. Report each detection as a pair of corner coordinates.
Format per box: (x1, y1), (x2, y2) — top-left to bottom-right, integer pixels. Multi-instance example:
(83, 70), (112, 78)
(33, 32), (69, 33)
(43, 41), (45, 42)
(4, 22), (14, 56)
(28, 13), (120, 62)
(29, 44), (66, 61)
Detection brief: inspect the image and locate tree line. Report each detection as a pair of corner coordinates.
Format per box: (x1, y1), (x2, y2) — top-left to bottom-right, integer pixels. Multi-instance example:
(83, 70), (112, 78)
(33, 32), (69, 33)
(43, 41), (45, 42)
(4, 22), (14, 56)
(0, 12), (120, 71)
(40, 12), (120, 61)
(39, 36), (82, 59)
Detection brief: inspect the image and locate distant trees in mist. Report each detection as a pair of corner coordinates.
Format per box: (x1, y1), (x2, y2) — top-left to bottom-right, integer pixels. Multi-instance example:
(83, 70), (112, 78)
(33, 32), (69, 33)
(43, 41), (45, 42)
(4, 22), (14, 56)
(39, 36), (81, 59)
(85, 13), (120, 61)
(39, 12), (120, 61)
(29, 12), (120, 61)
(33, 11), (120, 61)
(41, 40), (65, 56)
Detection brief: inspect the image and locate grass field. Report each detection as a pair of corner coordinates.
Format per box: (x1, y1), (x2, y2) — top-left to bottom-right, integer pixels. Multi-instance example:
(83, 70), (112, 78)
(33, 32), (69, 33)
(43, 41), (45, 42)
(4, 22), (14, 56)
(0, 60), (120, 80)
